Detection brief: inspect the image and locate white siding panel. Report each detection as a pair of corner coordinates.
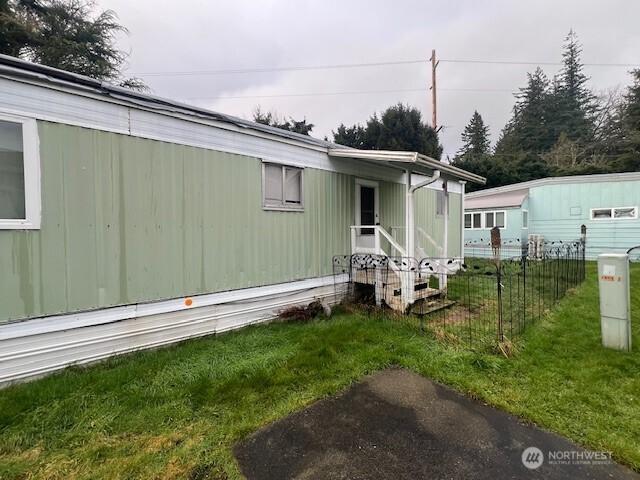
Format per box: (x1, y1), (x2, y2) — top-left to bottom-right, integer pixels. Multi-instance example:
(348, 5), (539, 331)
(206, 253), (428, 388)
(0, 77), (130, 133)
(0, 278), (348, 386)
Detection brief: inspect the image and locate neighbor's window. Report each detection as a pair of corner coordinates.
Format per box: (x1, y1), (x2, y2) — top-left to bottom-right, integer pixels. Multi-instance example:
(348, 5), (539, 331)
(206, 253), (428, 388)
(591, 207), (638, 220)
(262, 162), (303, 210)
(522, 210), (529, 229)
(0, 115), (40, 229)
(485, 211), (495, 228)
(472, 212), (482, 229)
(464, 212), (482, 229)
(614, 207), (637, 219)
(591, 208), (612, 219)
(483, 210), (506, 229)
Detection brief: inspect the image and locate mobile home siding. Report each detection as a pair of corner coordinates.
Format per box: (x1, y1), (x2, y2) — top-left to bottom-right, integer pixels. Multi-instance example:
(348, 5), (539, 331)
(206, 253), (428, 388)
(528, 181), (640, 258)
(0, 122), (455, 324)
(1, 122), (361, 323)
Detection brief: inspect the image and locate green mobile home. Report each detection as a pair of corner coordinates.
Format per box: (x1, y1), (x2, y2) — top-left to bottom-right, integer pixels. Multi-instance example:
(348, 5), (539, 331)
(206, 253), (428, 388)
(0, 55), (484, 384)
(463, 173), (640, 259)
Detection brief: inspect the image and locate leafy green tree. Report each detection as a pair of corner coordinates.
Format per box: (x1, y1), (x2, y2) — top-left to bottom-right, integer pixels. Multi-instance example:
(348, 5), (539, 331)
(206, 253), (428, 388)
(332, 103), (442, 159)
(252, 106), (314, 135)
(0, 0), (144, 89)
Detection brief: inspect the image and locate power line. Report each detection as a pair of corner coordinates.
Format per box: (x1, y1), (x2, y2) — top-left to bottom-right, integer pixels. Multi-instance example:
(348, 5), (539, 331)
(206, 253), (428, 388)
(186, 87), (514, 101)
(186, 88), (426, 100)
(131, 58), (639, 77)
(132, 59), (426, 77)
(440, 59), (638, 67)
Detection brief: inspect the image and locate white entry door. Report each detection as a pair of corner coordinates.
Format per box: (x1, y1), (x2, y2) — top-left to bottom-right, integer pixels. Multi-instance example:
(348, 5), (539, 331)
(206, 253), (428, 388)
(355, 179), (380, 252)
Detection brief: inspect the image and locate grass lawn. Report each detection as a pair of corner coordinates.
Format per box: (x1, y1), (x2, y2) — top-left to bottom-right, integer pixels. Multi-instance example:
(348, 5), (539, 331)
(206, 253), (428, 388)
(1, 262), (639, 479)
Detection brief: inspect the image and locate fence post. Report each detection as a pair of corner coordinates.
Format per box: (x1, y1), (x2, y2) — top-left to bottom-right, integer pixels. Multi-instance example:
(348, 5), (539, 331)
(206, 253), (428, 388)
(496, 263), (504, 343)
(580, 224), (587, 281)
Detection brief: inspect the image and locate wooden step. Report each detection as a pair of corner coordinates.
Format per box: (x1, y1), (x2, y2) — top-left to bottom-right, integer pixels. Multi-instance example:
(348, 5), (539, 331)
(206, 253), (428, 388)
(412, 299), (456, 315)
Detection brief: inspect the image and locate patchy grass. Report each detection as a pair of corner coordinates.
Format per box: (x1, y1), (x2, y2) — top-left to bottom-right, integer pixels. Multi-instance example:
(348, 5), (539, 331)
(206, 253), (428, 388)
(0, 263), (639, 478)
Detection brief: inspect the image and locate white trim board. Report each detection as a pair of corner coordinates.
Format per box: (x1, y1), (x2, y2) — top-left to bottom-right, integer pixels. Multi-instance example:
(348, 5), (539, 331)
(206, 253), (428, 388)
(0, 276), (349, 386)
(0, 77), (464, 189)
(0, 274), (346, 341)
(0, 112), (41, 229)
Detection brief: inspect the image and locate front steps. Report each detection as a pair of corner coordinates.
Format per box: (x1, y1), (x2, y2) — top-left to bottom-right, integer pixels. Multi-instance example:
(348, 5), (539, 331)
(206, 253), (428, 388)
(352, 267), (443, 312)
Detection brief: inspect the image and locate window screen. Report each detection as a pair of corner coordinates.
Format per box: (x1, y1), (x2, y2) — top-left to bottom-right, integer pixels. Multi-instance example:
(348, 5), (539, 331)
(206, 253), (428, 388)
(472, 213), (482, 229)
(496, 211), (505, 228)
(263, 163), (303, 210)
(0, 120), (25, 220)
(264, 164), (283, 204)
(522, 210), (529, 228)
(284, 167), (302, 204)
(464, 213), (472, 229)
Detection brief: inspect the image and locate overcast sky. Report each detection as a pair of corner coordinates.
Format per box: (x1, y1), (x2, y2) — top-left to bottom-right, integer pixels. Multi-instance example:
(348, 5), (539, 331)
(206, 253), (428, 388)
(100, 0), (640, 157)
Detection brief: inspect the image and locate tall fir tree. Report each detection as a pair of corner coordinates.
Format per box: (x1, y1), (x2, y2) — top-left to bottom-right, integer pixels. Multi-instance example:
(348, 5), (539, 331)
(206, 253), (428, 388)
(495, 67), (553, 154)
(457, 111), (490, 158)
(548, 30), (597, 143)
(617, 69), (640, 171)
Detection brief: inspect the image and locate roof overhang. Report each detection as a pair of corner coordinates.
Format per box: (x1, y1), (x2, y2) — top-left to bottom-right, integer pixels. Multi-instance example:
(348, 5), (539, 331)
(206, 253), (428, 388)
(328, 148), (486, 184)
(465, 189), (529, 209)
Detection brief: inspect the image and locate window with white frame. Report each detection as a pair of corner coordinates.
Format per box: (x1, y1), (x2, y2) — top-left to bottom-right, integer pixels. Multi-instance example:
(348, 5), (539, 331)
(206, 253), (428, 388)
(464, 210), (506, 229)
(522, 210), (529, 229)
(262, 162), (304, 210)
(484, 210), (506, 229)
(590, 206), (638, 220)
(0, 114), (40, 229)
(464, 212), (483, 229)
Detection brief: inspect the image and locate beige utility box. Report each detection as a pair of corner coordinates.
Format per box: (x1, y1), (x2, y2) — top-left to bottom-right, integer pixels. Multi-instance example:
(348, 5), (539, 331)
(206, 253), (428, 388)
(597, 254), (632, 351)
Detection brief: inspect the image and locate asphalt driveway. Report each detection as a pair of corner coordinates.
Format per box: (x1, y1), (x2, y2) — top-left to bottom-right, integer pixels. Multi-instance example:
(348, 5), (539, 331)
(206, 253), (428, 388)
(235, 368), (638, 480)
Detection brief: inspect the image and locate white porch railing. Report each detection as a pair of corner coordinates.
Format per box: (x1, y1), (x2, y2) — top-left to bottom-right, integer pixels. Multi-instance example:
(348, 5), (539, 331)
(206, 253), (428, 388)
(350, 225), (407, 257)
(389, 225), (444, 259)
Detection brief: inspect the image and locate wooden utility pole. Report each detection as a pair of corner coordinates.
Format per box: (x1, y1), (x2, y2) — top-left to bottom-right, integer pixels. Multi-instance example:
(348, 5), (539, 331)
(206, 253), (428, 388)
(430, 49), (438, 130)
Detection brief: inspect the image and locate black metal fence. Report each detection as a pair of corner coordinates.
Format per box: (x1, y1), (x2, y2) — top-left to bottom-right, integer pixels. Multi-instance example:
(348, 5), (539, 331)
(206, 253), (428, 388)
(332, 239), (586, 351)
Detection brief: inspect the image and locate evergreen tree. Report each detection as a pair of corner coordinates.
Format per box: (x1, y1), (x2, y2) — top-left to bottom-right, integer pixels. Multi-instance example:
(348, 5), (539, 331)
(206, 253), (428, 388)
(617, 69), (640, 171)
(333, 123), (368, 149)
(549, 30), (596, 143)
(496, 68), (553, 154)
(252, 106), (315, 136)
(332, 103), (442, 159)
(457, 111), (490, 158)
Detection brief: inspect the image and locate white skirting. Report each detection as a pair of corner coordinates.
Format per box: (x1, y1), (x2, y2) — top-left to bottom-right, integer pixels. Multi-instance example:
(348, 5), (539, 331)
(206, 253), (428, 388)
(0, 275), (348, 387)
